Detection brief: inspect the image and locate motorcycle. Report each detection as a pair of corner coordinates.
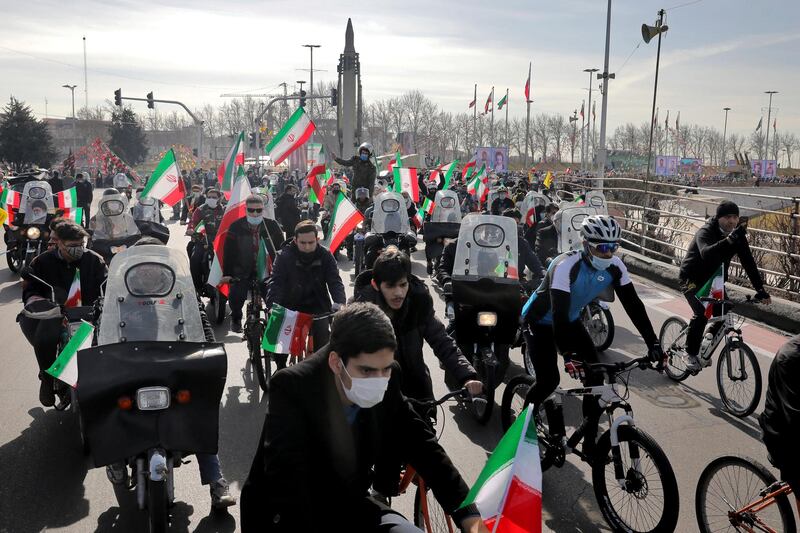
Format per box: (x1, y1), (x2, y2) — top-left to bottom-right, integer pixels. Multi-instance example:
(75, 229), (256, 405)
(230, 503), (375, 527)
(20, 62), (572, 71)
(422, 189), (461, 275)
(88, 193), (143, 264)
(6, 179), (55, 273)
(364, 191), (417, 269)
(447, 215), (521, 424)
(77, 245), (225, 533)
(132, 196), (170, 245)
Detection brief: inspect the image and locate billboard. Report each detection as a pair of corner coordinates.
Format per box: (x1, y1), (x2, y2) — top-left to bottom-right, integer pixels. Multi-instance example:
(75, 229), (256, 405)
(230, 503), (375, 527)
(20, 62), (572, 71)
(752, 159), (777, 178)
(655, 155), (679, 176)
(474, 146), (509, 172)
(678, 158), (702, 175)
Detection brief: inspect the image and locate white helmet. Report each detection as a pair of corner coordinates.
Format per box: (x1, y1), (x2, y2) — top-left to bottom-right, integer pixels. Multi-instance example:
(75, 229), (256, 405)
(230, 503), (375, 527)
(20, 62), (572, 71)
(580, 214), (620, 243)
(358, 142), (373, 156)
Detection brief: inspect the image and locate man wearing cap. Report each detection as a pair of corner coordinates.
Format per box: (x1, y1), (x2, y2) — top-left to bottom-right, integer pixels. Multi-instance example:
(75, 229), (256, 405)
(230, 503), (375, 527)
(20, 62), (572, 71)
(679, 200), (771, 372)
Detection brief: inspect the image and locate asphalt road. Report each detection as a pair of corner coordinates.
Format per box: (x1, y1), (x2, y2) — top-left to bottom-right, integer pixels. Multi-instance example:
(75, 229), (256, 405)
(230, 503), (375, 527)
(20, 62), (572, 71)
(0, 192), (795, 532)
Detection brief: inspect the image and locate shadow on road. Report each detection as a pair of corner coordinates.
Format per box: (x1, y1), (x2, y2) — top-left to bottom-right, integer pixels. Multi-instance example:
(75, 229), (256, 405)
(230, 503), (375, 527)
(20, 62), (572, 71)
(218, 385), (267, 490)
(679, 382), (764, 441)
(0, 277), (21, 305)
(0, 407), (90, 532)
(95, 494), (236, 533)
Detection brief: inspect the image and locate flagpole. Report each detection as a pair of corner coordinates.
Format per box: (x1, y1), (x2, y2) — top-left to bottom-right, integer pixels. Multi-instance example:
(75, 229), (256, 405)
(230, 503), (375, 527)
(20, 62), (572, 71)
(490, 86), (495, 147)
(504, 88), (509, 161)
(524, 62), (531, 172)
(580, 100), (586, 171)
(473, 83), (477, 161)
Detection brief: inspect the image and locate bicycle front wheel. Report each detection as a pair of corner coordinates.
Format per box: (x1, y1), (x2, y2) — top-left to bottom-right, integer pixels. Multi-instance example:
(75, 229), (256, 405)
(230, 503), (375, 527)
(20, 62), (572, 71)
(695, 455), (796, 533)
(659, 316), (691, 382)
(716, 340), (761, 417)
(247, 322), (270, 393)
(468, 350), (496, 425)
(583, 302), (615, 352)
(500, 374), (533, 432)
(592, 426), (679, 533)
(414, 484), (456, 533)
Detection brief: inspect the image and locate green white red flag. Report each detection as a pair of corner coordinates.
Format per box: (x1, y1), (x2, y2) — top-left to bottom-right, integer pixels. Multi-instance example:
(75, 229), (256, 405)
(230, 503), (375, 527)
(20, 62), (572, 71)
(497, 93), (508, 110)
(139, 149), (185, 207)
(46, 321), (94, 388)
(56, 187), (78, 209)
(1, 188), (21, 223)
(261, 304), (313, 356)
(218, 131), (245, 194)
(65, 269), (81, 308)
(393, 167), (420, 202)
(430, 160), (458, 190)
(387, 150), (403, 172)
(697, 265), (724, 319)
(459, 406), (542, 532)
(412, 197), (435, 229)
(62, 207), (84, 224)
(265, 107), (316, 165)
(462, 159), (477, 183)
(323, 192), (364, 252)
(256, 237), (272, 281)
(467, 164), (488, 201)
(207, 169), (252, 297)
(307, 163), (328, 205)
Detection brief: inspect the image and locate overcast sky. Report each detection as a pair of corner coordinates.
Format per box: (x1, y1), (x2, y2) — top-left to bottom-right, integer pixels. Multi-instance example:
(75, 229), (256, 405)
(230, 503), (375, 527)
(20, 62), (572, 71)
(1, 0), (798, 135)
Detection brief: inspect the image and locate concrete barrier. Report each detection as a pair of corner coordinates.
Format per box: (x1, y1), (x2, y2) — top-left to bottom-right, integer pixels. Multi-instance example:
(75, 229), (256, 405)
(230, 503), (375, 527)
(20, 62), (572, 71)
(620, 250), (800, 335)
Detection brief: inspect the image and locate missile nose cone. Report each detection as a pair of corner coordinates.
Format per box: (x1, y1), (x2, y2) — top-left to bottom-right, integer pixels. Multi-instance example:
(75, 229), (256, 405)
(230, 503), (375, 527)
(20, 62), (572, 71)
(345, 18), (355, 52)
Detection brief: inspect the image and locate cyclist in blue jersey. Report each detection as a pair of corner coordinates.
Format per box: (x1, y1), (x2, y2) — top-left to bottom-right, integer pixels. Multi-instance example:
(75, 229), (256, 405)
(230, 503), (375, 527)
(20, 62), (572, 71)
(522, 215), (664, 455)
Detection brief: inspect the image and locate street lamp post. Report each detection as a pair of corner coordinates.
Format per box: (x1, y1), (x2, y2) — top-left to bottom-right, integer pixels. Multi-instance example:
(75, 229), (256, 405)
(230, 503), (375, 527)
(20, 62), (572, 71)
(595, 0), (615, 190)
(303, 44), (321, 110)
(763, 91), (777, 172)
(722, 107), (731, 166)
(584, 68), (598, 171)
(62, 84), (77, 156)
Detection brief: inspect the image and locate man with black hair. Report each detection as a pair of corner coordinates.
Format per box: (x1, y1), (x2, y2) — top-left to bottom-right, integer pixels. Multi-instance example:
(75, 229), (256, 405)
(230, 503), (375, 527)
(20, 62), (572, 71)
(266, 220), (346, 361)
(533, 203), (560, 265)
(679, 199), (770, 372)
(352, 248), (481, 401)
(74, 172), (93, 227)
(490, 185), (514, 215)
(20, 220), (107, 407)
(241, 302), (488, 533)
(502, 208), (545, 286)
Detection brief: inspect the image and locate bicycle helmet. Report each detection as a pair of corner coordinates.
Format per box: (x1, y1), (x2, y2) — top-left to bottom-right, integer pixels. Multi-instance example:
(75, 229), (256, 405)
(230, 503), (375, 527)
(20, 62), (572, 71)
(580, 214), (621, 243)
(358, 142), (373, 156)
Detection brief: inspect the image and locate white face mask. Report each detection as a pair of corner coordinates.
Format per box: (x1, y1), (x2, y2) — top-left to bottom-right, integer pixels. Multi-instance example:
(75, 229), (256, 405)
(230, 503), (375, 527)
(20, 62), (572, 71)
(205, 198), (218, 209)
(589, 254), (614, 271)
(339, 362), (390, 408)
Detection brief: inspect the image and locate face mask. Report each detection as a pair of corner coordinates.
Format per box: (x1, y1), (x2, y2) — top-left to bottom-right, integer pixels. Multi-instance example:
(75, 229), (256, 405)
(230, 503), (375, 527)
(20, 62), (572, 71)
(589, 254), (613, 271)
(246, 215), (262, 226)
(359, 154), (368, 161)
(205, 198), (218, 209)
(65, 245), (85, 261)
(339, 362), (390, 408)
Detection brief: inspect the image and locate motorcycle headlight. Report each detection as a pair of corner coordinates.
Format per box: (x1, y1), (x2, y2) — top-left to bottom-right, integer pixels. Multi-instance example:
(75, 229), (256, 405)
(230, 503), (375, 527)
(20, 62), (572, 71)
(477, 312), (498, 327)
(136, 387), (171, 410)
(110, 245), (128, 254)
(26, 227), (41, 239)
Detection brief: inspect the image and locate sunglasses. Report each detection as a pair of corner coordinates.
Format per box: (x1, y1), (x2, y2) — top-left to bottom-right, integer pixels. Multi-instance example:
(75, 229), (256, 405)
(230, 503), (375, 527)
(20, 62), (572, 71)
(247, 207), (263, 214)
(588, 241), (619, 254)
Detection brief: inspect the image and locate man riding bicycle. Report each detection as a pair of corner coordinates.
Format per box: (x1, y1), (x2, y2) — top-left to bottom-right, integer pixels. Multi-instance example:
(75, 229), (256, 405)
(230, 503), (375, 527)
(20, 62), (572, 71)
(680, 200), (770, 372)
(522, 215), (663, 455)
(186, 187), (225, 292)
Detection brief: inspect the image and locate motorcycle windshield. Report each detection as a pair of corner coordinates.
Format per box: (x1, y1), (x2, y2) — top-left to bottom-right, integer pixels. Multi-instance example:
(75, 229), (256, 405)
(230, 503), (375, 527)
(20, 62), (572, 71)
(452, 215), (519, 281)
(19, 181), (55, 219)
(558, 206), (597, 253)
(431, 190), (462, 223)
(371, 192), (409, 234)
(132, 199), (160, 222)
(98, 245), (206, 345)
(92, 195), (141, 240)
(585, 190), (608, 215)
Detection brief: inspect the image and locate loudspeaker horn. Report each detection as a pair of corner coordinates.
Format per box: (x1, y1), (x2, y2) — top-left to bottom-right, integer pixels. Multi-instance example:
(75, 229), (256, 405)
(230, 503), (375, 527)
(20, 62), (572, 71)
(642, 23), (669, 44)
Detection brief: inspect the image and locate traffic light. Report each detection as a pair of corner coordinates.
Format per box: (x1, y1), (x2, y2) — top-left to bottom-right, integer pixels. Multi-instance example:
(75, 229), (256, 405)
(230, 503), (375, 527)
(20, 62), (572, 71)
(330, 88), (338, 107)
(114, 88), (122, 106)
(248, 132), (256, 148)
(299, 89), (307, 108)
(146, 92), (154, 109)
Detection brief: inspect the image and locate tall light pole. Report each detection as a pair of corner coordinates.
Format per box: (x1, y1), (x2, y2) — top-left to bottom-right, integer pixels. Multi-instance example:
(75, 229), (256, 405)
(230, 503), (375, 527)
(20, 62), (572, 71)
(62, 84), (77, 154)
(595, 0), (615, 190)
(584, 68), (598, 170)
(763, 91), (777, 172)
(302, 44), (320, 98)
(722, 107), (731, 166)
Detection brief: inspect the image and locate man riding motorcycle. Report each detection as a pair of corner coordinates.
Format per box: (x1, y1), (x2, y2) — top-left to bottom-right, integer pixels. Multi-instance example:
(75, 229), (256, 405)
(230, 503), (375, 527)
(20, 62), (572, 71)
(332, 142), (377, 201)
(19, 220), (107, 407)
(186, 188), (225, 292)
(490, 185), (514, 215)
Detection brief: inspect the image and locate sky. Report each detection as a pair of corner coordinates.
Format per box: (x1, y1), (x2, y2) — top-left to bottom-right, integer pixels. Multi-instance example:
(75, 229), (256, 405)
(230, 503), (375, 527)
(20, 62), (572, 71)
(1, 0), (799, 137)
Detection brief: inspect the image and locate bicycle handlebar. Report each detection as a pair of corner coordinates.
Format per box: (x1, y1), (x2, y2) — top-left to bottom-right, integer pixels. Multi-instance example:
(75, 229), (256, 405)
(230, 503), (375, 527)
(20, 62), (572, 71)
(411, 388), (469, 411)
(586, 356), (653, 376)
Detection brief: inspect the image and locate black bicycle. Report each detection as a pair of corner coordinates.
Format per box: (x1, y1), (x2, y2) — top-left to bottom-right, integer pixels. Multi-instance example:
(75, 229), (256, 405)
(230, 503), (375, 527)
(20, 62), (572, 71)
(242, 278), (271, 393)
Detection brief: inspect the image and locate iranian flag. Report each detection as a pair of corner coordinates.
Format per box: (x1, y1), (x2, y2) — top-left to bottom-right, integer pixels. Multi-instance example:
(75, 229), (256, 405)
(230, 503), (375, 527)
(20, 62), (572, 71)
(46, 321), (94, 388)
(56, 187), (78, 209)
(140, 149), (185, 207)
(256, 238), (272, 281)
(1, 188), (21, 223)
(462, 159), (477, 183)
(497, 93), (508, 110)
(262, 304), (313, 356)
(194, 220), (207, 235)
(218, 131), (245, 193)
(467, 165), (489, 202)
(387, 150), (403, 172)
(459, 406), (542, 533)
(524, 62), (532, 101)
(207, 169), (252, 296)
(393, 167), (420, 202)
(412, 197), (435, 229)
(697, 265), (724, 319)
(65, 269), (81, 308)
(307, 163), (328, 205)
(323, 192), (364, 252)
(484, 87), (494, 114)
(430, 160), (458, 190)
(62, 207), (84, 224)
(265, 107), (316, 165)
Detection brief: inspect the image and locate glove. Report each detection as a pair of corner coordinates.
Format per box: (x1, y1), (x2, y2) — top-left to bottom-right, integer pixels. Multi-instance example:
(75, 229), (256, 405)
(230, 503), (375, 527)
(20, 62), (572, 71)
(754, 289), (770, 301)
(564, 359), (586, 381)
(648, 342), (666, 369)
(728, 224), (747, 243)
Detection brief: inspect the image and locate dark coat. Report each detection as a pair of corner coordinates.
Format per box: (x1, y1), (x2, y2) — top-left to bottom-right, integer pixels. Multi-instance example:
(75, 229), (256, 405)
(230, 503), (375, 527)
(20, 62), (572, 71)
(335, 156), (377, 194)
(221, 218), (281, 281)
(239, 351), (477, 533)
(274, 193), (300, 236)
(679, 217), (764, 291)
(534, 218), (559, 266)
(351, 271), (477, 400)
(75, 180), (93, 206)
(266, 242), (346, 314)
(22, 248), (107, 305)
(759, 335), (800, 470)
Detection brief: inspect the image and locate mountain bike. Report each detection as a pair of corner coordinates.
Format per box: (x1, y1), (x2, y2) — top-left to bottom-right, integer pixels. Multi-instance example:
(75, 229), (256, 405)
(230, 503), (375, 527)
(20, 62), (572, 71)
(501, 356), (680, 533)
(695, 455), (796, 532)
(659, 297), (761, 417)
(242, 278), (270, 393)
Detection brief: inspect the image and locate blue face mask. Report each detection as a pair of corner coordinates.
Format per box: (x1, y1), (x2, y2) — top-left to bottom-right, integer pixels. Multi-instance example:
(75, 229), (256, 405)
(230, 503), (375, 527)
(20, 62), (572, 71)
(246, 216), (262, 226)
(589, 255), (614, 271)
(359, 153), (368, 161)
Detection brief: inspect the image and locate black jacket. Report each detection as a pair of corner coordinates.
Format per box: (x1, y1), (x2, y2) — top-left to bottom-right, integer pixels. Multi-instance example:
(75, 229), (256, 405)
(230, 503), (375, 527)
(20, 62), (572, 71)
(534, 219), (559, 266)
(274, 193), (300, 236)
(75, 180), (93, 206)
(22, 248), (107, 305)
(490, 197), (515, 215)
(221, 218), (281, 280)
(759, 335), (800, 469)
(335, 156), (377, 195)
(679, 217), (764, 291)
(266, 242), (346, 314)
(351, 271), (477, 400)
(436, 237), (542, 286)
(240, 351), (477, 532)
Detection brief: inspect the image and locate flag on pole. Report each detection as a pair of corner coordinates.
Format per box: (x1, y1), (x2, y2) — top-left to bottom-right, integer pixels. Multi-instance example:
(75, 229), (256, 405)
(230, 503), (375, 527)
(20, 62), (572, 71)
(411, 198), (435, 230)
(579, 102), (585, 119)
(484, 88), (494, 114)
(653, 107), (659, 127)
(194, 219), (207, 235)
(265, 107), (316, 165)
(65, 269), (81, 308)
(306, 163), (328, 204)
(139, 149), (185, 207)
(62, 207), (84, 223)
(665, 110), (670, 131)
(207, 168), (252, 297)
(676, 111), (680, 131)
(462, 158), (477, 183)
(46, 321), (94, 388)
(261, 304), (313, 357)
(55, 187), (78, 209)
(256, 238), (272, 280)
(524, 63), (531, 101)
(323, 192), (364, 252)
(459, 406), (542, 532)
(218, 131), (245, 193)
(467, 165), (489, 202)
(1, 188), (21, 224)
(755, 117), (763, 132)
(697, 265), (724, 319)
(773, 117), (777, 131)
(543, 171), (554, 189)
(469, 96), (476, 109)
(431, 160), (458, 190)
(497, 93), (508, 110)
(393, 167), (420, 202)
(592, 101), (596, 121)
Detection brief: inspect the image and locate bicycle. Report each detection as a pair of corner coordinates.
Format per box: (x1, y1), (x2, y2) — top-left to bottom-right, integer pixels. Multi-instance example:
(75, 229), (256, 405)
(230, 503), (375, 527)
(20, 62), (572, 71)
(659, 296), (761, 417)
(242, 278), (270, 393)
(695, 455), (796, 532)
(582, 300), (615, 352)
(501, 356), (680, 533)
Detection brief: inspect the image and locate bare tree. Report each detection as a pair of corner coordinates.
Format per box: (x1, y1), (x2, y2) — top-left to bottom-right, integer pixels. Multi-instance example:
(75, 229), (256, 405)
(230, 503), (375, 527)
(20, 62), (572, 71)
(780, 132), (798, 168)
(549, 114), (568, 163)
